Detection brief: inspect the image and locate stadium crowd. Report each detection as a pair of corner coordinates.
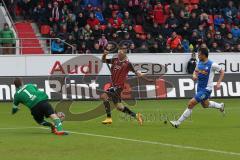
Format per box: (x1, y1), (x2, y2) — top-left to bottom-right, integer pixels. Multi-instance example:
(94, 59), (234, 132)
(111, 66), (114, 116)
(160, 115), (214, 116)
(5, 0), (240, 54)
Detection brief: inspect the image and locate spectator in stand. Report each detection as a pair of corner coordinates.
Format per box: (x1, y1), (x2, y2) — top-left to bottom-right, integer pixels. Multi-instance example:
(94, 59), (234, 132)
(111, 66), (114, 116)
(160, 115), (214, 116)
(132, 33), (142, 47)
(234, 44), (240, 52)
(231, 25), (240, 41)
(210, 42), (221, 52)
(166, 13), (179, 30)
(149, 23), (161, 38)
(128, 43), (136, 53)
(189, 12), (200, 30)
(187, 52), (197, 74)
(121, 32), (134, 46)
(123, 11), (133, 27)
(218, 23), (229, 37)
(214, 15), (225, 30)
(65, 34), (76, 54)
(91, 42), (103, 53)
(148, 42), (159, 53)
(103, 3), (114, 19)
(95, 7), (105, 24)
(4, 0), (16, 20)
(92, 25), (102, 39)
(0, 23), (15, 54)
(98, 34), (108, 48)
(170, 0), (184, 17)
(223, 43), (234, 52)
(223, 1), (238, 24)
(33, 4), (45, 25)
(167, 32), (182, 50)
(104, 23), (114, 37)
(182, 39), (190, 53)
(72, 26), (81, 42)
(116, 24), (128, 38)
(66, 13), (76, 33)
(146, 33), (155, 49)
(78, 41), (90, 54)
(128, 0), (141, 24)
(191, 4), (201, 17)
(224, 32), (236, 45)
(108, 12), (123, 29)
(173, 44), (184, 53)
(87, 12), (100, 28)
(82, 24), (92, 39)
(153, 1), (164, 25)
(18, 0), (33, 20)
(140, 0), (152, 24)
(50, 2), (61, 24)
(189, 30), (200, 48)
(51, 39), (65, 54)
(179, 23), (191, 40)
(83, 0), (102, 7)
(155, 34), (166, 52)
(76, 12), (87, 28)
(109, 33), (121, 43)
(134, 43), (149, 53)
(20, 0), (240, 54)
(214, 31), (224, 47)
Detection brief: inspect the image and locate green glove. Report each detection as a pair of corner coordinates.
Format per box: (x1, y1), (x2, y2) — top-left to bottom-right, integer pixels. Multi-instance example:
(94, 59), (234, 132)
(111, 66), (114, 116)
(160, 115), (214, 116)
(12, 105), (19, 115)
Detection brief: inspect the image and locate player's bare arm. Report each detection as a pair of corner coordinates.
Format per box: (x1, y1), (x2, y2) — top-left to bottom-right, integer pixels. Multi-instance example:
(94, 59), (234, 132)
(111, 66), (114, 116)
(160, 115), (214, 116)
(192, 69), (198, 81)
(215, 69), (224, 90)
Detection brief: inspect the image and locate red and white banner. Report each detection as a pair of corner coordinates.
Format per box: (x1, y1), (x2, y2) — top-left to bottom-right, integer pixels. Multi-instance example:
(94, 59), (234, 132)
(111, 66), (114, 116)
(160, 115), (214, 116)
(0, 53), (240, 76)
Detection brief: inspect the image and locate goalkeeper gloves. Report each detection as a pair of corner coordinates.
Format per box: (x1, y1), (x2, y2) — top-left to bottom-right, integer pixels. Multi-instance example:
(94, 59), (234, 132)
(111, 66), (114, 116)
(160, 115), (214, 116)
(12, 105), (19, 115)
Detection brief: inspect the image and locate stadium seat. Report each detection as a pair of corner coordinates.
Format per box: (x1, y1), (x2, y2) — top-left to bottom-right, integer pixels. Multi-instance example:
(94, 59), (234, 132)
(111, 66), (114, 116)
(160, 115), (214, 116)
(182, 0), (190, 4)
(133, 25), (144, 34)
(113, 4), (120, 10)
(100, 25), (107, 31)
(164, 5), (170, 15)
(213, 15), (219, 19)
(40, 25), (50, 35)
(15, 5), (21, 16)
(190, 0), (200, 4)
(226, 24), (232, 32)
(188, 5), (194, 12)
(208, 15), (214, 25)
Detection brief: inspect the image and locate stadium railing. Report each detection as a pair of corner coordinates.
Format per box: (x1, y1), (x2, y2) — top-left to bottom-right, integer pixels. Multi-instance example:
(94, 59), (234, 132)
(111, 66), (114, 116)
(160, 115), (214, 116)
(0, 0), (19, 54)
(0, 38), (75, 54)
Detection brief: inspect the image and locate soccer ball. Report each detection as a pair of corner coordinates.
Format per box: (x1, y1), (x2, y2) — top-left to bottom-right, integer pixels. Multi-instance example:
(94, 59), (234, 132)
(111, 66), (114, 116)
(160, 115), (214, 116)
(57, 112), (65, 122)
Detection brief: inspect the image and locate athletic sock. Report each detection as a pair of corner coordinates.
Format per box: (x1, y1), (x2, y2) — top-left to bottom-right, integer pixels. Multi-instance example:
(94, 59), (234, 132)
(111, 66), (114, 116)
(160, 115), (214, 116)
(53, 118), (63, 131)
(208, 101), (222, 109)
(40, 120), (52, 127)
(177, 108), (192, 124)
(122, 106), (136, 118)
(103, 100), (111, 118)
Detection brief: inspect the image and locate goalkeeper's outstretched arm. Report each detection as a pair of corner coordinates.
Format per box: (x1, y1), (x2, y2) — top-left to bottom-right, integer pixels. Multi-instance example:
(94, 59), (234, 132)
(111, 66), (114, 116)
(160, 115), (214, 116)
(12, 97), (20, 115)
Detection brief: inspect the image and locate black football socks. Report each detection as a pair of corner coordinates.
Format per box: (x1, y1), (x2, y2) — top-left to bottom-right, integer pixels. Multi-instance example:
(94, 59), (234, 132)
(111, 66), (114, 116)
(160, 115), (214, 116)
(103, 100), (112, 118)
(122, 106), (136, 118)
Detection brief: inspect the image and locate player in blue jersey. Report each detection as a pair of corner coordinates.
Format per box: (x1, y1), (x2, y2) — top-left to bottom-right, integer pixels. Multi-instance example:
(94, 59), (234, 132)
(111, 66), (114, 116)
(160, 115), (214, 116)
(170, 48), (225, 128)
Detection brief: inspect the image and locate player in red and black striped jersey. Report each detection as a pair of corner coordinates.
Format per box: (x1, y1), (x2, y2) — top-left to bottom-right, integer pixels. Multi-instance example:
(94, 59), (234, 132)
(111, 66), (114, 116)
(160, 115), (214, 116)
(101, 49), (143, 125)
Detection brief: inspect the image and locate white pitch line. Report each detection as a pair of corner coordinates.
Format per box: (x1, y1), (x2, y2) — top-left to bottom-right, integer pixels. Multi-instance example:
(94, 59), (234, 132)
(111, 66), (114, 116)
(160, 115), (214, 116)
(0, 127), (42, 130)
(1, 127), (240, 157)
(65, 130), (240, 157)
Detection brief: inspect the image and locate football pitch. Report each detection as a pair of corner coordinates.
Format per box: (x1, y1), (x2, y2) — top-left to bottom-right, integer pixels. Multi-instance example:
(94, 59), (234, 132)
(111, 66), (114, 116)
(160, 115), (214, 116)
(0, 99), (240, 160)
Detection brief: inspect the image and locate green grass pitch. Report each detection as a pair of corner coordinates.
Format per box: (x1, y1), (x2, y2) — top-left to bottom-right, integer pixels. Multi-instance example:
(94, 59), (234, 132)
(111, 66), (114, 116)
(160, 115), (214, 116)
(0, 99), (240, 160)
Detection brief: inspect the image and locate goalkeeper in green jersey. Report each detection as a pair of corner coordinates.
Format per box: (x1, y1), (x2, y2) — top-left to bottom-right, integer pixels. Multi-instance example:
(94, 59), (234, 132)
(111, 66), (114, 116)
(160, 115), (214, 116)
(12, 78), (68, 136)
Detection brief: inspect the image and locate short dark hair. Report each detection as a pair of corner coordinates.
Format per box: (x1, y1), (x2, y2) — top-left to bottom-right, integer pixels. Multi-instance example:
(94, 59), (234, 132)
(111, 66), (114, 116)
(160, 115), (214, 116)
(198, 47), (209, 57)
(14, 78), (23, 89)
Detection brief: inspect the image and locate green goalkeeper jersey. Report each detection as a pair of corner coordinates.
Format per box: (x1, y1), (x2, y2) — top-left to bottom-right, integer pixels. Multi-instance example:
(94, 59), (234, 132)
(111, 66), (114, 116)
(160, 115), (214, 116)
(13, 84), (48, 109)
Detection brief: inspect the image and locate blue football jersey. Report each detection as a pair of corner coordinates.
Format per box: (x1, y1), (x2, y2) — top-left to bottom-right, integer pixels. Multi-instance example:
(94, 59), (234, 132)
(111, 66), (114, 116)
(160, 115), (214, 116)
(196, 60), (221, 91)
